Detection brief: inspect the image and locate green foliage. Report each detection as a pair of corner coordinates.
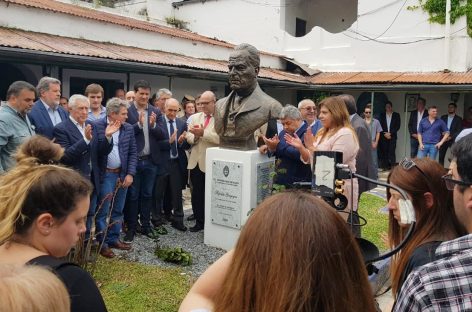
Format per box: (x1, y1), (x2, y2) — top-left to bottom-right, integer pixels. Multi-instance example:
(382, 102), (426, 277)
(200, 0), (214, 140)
(155, 246), (192, 266)
(94, 258), (190, 312)
(410, 0), (472, 36)
(165, 17), (189, 30)
(358, 193), (389, 251)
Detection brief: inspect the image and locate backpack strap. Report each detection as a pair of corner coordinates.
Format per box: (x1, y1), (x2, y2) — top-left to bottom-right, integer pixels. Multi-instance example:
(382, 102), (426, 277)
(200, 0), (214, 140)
(26, 255), (78, 271)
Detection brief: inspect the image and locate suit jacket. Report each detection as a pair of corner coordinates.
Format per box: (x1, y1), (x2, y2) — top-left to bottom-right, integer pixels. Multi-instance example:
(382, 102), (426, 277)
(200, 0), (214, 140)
(214, 83), (283, 149)
(441, 114), (463, 141)
(310, 119), (323, 135)
(53, 118), (97, 187)
(408, 109), (428, 136)
(157, 116), (189, 176)
(272, 122), (311, 186)
(126, 103), (166, 165)
(91, 118), (137, 188)
(380, 112), (401, 139)
(186, 112), (219, 172)
(351, 114), (375, 193)
(29, 100), (68, 139)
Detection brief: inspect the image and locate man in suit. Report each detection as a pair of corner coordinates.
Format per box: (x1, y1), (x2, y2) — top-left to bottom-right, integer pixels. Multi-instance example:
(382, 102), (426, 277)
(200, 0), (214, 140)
(185, 90), (220, 232)
(91, 97), (137, 258)
(53, 94), (98, 236)
(153, 98), (189, 232)
(408, 97), (428, 158)
(214, 43), (283, 150)
(439, 103), (463, 166)
(339, 94), (376, 196)
(298, 99), (322, 135)
(28, 77), (68, 139)
(123, 80), (166, 243)
(263, 105), (311, 187)
(379, 101), (401, 170)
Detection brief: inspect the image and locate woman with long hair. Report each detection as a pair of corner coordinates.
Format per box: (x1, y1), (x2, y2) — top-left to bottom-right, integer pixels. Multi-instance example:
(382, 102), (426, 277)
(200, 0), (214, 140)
(179, 191), (376, 312)
(388, 158), (465, 298)
(0, 136), (107, 312)
(286, 96), (360, 212)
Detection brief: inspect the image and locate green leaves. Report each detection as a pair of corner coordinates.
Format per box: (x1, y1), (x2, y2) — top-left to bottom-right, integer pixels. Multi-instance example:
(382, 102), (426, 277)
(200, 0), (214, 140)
(414, 0), (472, 26)
(155, 246), (192, 266)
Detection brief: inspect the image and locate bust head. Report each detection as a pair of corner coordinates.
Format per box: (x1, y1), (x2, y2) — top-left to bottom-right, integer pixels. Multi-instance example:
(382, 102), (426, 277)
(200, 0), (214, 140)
(228, 44), (260, 96)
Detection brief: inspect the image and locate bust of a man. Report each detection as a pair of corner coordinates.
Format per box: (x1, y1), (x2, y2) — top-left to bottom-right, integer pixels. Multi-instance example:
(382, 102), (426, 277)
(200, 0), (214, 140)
(214, 43), (282, 150)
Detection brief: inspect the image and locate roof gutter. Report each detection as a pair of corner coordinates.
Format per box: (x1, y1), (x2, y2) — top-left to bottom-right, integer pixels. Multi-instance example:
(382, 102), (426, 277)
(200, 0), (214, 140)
(301, 83), (472, 92)
(0, 47), (309, 88)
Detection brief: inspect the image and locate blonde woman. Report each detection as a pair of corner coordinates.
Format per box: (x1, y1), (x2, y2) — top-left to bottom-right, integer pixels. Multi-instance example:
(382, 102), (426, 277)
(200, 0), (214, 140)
(286, 96), (360, 212)
(0, 264), (70, 312)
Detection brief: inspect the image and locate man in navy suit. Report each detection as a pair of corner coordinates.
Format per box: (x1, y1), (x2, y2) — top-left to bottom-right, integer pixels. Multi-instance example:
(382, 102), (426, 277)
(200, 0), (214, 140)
(408, 97), (428, 158)
(153, 98), (189, 231)
(53, 94), (97, 236)
(263, 105), (311, 187)
(123, 80), (166, 243)
(91, 98), (137, 258)
(439, 103), (463, 166)
(29, 77), (68, 139)
(379, 101), (401, 170)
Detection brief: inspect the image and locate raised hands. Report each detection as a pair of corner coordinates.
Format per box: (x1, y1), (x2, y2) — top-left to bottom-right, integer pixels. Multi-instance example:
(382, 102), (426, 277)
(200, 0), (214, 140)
(105, 120), (121, 138)
(149, 112), (157, 128)
(169, 129), (177, 144)
(303, 127), (316, 152)
(262, 134), (280, 152)
(190, 124), (204, 138)
(178, 131), (187, 144)
(284, 132), (303, 149)
(85, 124), (93, 141)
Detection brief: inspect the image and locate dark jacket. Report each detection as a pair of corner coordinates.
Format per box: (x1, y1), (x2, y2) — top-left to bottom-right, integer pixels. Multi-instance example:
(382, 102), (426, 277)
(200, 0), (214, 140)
(380, 112), (401, 139)
(408, 109), (428, 136)
(351, 114), (375, 193)
(29, 99), (68, 139)
(91, 118), (137, 187)
(127, 103), (166, 165)
(53, 118), (97, 187)
(271, 122), (311, 186)
(441, 114), (463, 141)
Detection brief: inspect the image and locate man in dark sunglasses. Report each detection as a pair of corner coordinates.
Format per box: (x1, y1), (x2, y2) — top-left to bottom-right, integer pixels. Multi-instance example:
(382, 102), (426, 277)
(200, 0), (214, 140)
(394, 133), (472, 311)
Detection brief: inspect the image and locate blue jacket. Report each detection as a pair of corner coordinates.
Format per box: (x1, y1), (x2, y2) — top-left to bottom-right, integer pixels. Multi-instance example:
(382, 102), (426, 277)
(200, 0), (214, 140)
(127, 104), (166, 165)
(53, 118), (96, 186)
(91, 118), (137, 187)
(29, 100), (68, 139)
(271, 122), (312, 186)
(157, 116), (189, 175)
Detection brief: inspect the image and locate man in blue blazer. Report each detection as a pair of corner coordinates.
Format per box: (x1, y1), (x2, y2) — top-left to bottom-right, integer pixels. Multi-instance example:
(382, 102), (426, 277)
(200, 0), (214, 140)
(263, 105), (311, 187)
(53, 94), (98, 237)
(153, 98), (189, 231)
(29, 77), (68, 139)
(123, 80), (166, 243)
(91, 98), (137, 258)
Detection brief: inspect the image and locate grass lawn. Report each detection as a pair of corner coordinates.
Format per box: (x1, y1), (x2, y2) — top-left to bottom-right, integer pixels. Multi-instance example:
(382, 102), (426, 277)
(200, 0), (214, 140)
(93, 192), (388, 311)
(94, 258), (191, 312)
(359, 193), (389, 251)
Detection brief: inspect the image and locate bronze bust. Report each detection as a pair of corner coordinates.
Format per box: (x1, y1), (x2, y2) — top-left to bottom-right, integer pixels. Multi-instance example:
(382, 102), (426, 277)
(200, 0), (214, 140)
(214, 43), (283, 150)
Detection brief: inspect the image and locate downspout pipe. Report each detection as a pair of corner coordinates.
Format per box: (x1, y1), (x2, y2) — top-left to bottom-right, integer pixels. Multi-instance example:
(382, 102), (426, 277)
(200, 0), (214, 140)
(444, 0), (451, 71)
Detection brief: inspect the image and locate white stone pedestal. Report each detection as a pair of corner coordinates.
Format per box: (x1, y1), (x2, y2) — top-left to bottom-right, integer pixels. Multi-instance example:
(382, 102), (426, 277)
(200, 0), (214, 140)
(204, 147), (274, 251)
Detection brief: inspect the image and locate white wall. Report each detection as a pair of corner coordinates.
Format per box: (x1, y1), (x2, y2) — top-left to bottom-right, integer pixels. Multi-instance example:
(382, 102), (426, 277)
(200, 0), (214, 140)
(173, 0), (471, 72)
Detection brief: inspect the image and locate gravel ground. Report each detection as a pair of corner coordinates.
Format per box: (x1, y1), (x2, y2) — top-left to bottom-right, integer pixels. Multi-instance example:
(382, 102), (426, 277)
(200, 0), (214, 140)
(112, 189), (226, 277)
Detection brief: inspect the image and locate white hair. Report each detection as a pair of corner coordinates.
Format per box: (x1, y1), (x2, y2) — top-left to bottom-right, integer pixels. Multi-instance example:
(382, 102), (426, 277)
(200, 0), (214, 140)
(68, 94), (90, 110)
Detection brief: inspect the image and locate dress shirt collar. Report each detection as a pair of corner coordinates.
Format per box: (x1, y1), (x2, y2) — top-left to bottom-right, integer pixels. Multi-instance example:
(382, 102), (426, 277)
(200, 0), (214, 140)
(69, 115), (85, 128)
(41, 99), (58, 111)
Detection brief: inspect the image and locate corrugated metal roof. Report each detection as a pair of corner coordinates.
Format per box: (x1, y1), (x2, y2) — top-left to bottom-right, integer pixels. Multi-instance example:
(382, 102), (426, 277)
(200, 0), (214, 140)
(310, 71), (472, 85)
(0, 27), (308, 83)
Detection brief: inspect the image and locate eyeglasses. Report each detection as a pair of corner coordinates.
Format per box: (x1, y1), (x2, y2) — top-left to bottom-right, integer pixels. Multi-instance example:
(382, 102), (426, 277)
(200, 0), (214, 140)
(442, 174), (472, 191)
(301, 107), (316, 111)
(399, 158), (428, 178)
(364, 111), (371, 114)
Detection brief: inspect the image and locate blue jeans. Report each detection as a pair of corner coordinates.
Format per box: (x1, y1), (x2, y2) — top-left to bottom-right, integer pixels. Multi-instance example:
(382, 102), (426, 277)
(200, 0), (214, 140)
(96, 172), (128, 247)
(126, 159), (157, 232)
(417, 143), (438, 159)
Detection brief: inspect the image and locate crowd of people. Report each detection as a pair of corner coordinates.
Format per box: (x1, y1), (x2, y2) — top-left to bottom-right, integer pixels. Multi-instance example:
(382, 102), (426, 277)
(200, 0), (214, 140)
(1, 71), (472, 311)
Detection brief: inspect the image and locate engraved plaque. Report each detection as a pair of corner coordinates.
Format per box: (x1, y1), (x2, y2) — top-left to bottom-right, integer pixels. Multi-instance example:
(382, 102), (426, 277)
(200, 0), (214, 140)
(211, 160), (243, 229)
(256, 161), (274, 204)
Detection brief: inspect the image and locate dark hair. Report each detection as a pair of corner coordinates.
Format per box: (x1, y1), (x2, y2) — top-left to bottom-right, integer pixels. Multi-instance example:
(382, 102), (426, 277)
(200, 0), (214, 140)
(451, 133), (472, 185)
(448, 102), (457, 108)
(337, 94), (357, 114)
(6, 81), (36, 100)
(385, 101), (393, 107)
(417, 97), (426, 104)
(133, 80), (151, 93)
(213, 191), (376, 312)
(429, 105), (437, 110)
(387, 158), (465, 296)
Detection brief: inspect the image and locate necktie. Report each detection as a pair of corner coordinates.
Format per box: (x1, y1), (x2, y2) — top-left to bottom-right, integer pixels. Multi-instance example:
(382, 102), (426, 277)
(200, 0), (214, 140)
(203, 114), (211, 128)
(169, 120), (177, 157)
